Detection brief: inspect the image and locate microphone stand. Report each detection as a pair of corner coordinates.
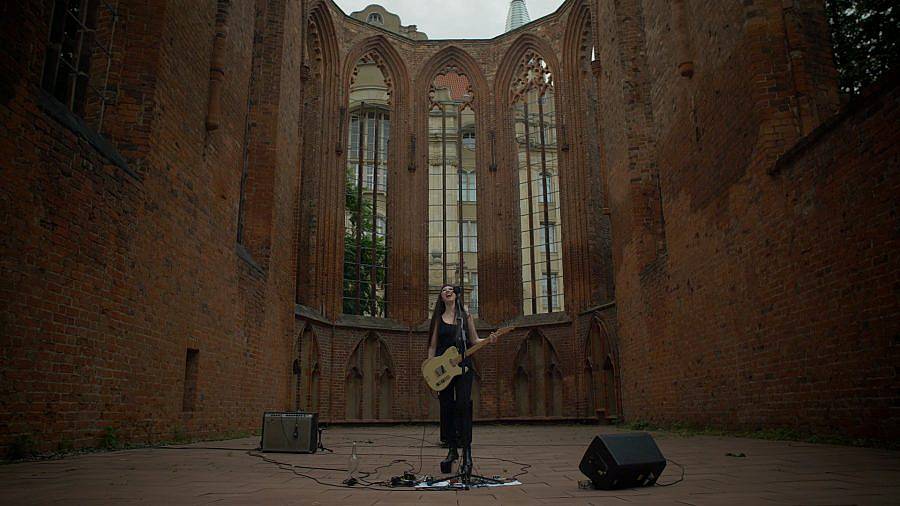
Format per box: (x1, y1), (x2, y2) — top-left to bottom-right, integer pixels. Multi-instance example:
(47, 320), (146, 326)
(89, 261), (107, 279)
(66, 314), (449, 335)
(442, 295), (502, 488)
(454, 295), (468, 376)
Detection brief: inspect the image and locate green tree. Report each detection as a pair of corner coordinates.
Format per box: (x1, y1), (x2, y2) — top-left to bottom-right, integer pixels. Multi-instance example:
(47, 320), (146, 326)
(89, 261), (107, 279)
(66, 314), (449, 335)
(826, 0), (899, 94)
(343, 168), (388, 316)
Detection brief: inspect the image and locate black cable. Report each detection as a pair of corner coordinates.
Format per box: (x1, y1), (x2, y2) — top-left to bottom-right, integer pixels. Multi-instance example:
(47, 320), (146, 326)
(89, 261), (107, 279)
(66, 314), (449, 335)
(159, 446), (253, 451)
(416, 423), (427, 474)
(157, 431), (532, 490)
(654, 458), (685, 487)
(355, 451), (531, 481)
(157, 443), (530, 476)
(330, 430), (441, 443)
(326, 442), (584, 448)
(357, 458), (413, 487)
(245, 450), (349, 472)
(247, 450), (463, 492)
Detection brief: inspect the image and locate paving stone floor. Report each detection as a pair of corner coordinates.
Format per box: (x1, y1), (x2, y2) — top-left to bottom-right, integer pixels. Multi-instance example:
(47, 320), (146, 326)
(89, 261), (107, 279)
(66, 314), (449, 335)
(0, 424), (897, 505)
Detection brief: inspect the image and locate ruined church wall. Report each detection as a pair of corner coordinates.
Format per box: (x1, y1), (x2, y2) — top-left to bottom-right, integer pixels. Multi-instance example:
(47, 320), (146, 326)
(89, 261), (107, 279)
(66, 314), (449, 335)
(0, 0), (303, 453)
(601, 0), (898, 440)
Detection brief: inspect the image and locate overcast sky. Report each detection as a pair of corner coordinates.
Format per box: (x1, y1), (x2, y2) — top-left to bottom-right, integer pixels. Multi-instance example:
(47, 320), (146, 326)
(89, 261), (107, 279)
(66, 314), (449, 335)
(332, 1), (565, 39)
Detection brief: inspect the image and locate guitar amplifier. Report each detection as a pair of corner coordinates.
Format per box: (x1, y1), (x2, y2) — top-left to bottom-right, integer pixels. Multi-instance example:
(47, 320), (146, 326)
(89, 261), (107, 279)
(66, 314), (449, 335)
(260, 412), (318, 453)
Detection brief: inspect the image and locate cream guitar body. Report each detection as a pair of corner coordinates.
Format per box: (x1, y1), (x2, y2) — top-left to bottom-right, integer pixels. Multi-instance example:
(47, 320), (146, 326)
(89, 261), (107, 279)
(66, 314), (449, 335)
(422, 326), (513, 391)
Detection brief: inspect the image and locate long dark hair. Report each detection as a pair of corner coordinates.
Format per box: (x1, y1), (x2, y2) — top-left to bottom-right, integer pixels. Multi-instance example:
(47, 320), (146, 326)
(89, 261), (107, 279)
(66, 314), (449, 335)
(428, 285), (467, 340)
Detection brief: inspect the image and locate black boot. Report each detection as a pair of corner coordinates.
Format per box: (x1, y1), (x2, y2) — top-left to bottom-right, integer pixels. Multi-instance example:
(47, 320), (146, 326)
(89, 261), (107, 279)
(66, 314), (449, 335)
(460, 446), (473, 477)
(440, 446), (458, 474)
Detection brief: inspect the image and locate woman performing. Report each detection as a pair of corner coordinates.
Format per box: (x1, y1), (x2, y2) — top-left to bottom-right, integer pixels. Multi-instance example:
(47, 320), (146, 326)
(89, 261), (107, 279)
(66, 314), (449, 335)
(427, 284), (494, 475)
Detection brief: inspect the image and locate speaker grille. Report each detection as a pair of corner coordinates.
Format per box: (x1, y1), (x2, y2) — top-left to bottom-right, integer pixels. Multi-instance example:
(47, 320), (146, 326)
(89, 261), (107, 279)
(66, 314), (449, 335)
(260, 412), (318, 453)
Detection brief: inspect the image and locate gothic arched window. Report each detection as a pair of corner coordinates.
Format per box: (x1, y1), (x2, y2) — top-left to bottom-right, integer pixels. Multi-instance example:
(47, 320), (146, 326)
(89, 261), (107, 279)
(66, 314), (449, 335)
(344, 55), (391, 317)
(427, 70), (479, 315)
(511, 53), (564, 315)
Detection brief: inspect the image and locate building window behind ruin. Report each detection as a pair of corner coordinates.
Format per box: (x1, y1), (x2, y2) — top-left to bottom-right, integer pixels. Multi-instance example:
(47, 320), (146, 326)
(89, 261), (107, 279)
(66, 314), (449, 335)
(427, 70), (479, 316)
(344, 55), (390, 317)
(41, 0), (118, 128)
(367, 13), (383, 25)
(512, 53), (564, 315)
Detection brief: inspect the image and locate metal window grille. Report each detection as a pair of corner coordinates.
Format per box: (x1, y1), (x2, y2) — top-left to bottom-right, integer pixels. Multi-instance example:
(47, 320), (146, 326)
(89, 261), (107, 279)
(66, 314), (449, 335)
(41, 0), (119, 130)
(514, 58), (564, 315)
(344, 105), (390, 317)
(426, 79), (479, 317)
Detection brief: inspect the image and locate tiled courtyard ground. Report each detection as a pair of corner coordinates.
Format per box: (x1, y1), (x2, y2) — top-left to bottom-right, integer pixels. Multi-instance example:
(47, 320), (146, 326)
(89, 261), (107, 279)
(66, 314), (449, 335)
(0, 424), (897, 505)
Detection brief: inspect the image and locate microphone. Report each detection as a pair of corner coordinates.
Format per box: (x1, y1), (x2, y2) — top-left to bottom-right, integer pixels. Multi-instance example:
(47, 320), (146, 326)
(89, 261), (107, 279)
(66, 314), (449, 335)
(453, 286), (462, 295)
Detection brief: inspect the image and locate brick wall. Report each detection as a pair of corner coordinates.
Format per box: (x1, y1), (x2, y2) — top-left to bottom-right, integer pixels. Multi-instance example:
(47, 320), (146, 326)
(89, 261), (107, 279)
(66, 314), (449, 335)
(2, 0), (894, 453)
(297, 0), (614, 324)
(293, 312), (602, 423)
(606, 0), (898, 441)
(0, 0), (302, 453)
(289, 0), (616, 425)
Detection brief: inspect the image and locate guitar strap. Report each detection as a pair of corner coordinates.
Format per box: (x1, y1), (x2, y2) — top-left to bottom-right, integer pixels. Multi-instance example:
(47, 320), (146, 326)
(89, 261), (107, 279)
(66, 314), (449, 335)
(455, 299), (469, 372)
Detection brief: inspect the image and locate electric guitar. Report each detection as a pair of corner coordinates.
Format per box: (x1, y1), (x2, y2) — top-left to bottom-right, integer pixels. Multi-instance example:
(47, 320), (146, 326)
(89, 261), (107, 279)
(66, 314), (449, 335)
(422, 326), (514, 391)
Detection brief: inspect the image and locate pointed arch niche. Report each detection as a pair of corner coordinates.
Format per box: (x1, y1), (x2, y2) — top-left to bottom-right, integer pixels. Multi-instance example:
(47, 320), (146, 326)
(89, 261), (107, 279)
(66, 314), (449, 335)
(297, 2), (340, 311)
(583, 318), (620, 421)
(561, 0), (608, 307)
(295, 326), (321, 413)
(345, 332), (395, 420)
(513, 330), (564, 417)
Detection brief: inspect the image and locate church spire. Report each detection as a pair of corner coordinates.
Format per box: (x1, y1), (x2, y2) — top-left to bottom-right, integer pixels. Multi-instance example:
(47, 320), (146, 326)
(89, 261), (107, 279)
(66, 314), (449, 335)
(505, 0), (531, 32)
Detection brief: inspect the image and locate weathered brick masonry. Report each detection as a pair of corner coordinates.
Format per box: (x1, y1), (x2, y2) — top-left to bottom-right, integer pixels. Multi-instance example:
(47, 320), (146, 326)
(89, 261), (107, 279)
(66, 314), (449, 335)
(601, 0), (897, 440)
(1, 0), (896, 454)
(292, 0), (616, 425)
(1, 0), (302, 452)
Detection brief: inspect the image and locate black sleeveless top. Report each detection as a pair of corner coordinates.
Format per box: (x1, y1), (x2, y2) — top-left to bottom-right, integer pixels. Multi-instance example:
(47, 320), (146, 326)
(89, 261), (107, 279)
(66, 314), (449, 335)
(436, 318), (465, 357)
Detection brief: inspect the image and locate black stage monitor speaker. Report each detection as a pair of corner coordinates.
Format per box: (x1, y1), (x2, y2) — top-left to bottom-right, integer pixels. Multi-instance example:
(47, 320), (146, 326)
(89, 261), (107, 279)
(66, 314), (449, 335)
(579, 432), (666, 490)
(260, 412), (318, 453)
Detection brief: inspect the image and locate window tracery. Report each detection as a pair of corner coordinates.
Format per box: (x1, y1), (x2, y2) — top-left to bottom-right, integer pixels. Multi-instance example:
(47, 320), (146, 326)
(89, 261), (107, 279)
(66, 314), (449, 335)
(344, 53), (392, 317)
(427, 68), (480, 315)
(511, 52), (565, 315)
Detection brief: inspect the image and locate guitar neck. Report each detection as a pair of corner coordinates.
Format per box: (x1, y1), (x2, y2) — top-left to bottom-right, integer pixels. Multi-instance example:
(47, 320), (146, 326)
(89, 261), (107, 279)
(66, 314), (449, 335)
(461, 327), (511, 357)
(465, 337), (490, 357)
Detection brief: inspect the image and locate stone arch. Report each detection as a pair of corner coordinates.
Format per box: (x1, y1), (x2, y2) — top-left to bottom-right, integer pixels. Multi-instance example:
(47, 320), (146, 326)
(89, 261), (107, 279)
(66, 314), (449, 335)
(495, 33), (564, 115)
(512, 329), (564, 417)
(416, 46), (489, 111)
(341, 36), (410, 114)
(415, 47), (491, 173)
(558, 0), (605, 309)
(345, 332), (396, 420)
(416, 46), (490, 317)
(562, 0), (596, 83)
(339, 36), (410, 318)
(583, 316), (621, 421)
(306, 1), (340, 80)
(497, 35), (569, 316)
(297, 0), (342, 315)
(295, 325), (321, 413)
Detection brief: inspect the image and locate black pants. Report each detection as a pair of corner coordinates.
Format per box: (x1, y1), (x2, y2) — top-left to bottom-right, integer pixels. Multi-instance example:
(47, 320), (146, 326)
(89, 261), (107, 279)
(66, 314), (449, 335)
(439, 366), (473, 448)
